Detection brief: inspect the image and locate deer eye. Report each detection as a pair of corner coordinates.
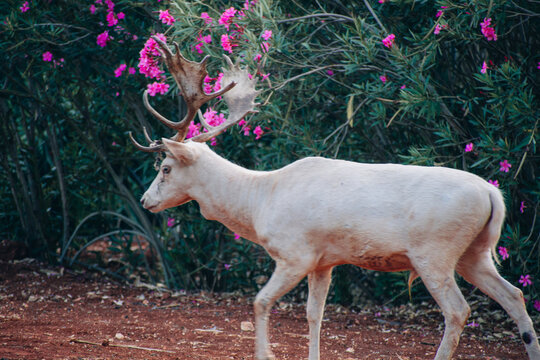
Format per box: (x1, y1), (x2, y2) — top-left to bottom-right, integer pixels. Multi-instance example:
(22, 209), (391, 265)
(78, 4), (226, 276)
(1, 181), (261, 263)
(162, 166), (171, 175)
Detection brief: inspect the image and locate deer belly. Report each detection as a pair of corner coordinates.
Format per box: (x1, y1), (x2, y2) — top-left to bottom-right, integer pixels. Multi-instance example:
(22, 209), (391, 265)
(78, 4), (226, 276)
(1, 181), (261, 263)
(352, 253), (412, 272)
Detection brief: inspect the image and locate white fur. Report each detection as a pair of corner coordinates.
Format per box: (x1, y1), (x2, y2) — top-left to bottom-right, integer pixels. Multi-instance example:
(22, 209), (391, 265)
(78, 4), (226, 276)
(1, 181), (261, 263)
(140, 139), (540, 360)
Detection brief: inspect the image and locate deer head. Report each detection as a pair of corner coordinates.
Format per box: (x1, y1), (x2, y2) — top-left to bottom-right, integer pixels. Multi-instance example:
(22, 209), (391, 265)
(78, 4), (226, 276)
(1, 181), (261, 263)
(130, 37), (260, 212)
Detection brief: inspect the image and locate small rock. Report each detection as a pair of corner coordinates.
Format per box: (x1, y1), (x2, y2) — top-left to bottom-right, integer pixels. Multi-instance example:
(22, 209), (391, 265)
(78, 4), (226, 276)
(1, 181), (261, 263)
(241, 321), (255, 332)
(28, 295), (38, 302)
(346, 347), (355, 353)
(115, 332), (125, 340)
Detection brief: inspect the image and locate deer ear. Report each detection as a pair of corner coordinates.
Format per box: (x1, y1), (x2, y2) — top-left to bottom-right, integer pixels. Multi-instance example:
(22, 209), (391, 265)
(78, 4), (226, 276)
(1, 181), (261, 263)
(162, 138), (195, 164)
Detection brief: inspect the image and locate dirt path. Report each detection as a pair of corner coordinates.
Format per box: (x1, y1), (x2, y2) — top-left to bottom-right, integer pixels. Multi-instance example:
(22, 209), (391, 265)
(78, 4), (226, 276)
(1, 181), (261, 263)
(0, 259), (530, 359)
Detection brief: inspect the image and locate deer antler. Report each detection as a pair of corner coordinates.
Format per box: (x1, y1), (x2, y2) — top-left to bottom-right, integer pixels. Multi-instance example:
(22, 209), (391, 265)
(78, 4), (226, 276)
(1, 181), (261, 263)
(189, 55), (260, 142)
(130, 37), (260, 150)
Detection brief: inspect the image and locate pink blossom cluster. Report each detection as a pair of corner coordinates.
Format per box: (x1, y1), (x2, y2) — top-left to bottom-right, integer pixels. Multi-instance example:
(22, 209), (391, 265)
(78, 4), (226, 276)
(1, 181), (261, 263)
(186, 108), (227, 145)
(42, 51), (65, 68)
(203, 73), (224, 94)
(238, 119), (264, 140)
(194, 34), (212, 54)
(159, 9), (175, 25)
(221, 34), (237, 54)
(382, 34), (395, 48)
(218, 7), (237, 30)
(138, 34), (167, 80)
(201, 12), (213, 25)
(243, 0), (258, 10)
(480, 18), (497, 41)
(195, 4), (269, 56)
(147, 82), (169, 96)
(114, 63), (135, 77)
(20, 1), (29, 13)
(434, 23), (447, 35)
(97, 31), (111, 47)
(480, 61), (488, 74)
(498, 246), (509, 260)
(435, 6), (447, 18)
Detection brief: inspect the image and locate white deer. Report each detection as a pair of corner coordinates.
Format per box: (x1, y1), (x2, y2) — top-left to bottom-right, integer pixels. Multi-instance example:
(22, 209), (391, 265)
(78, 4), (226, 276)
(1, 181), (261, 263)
(130, 38), (540, 360)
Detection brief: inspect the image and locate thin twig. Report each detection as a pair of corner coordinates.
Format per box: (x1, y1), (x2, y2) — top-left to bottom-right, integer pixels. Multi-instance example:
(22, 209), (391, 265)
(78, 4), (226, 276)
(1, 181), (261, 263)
(363, 0), (387, 33)
(70, 339), (176, 353)
(276, 13), (354, 23)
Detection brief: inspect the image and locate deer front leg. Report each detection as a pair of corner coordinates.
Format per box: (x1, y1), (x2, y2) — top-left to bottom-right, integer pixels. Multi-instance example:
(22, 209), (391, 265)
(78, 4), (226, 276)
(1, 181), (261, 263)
(254, 260), (308, 360)
(306, 268), (333, 360)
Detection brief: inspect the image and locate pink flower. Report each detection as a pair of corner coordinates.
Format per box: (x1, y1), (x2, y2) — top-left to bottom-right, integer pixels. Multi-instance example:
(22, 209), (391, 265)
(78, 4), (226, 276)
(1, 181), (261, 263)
(42, 51), (53, 62)
(201, 12), (213, 24)
(382, 34), (395, 48)
(106, 11), (118, 26)
(186, 121), (201, 139)
(128, 67), (136, 75)
(534, 300), (540, 312)
(20, 1), (29, 12)
(213, 72), (224, 92)
(434, 24), (442, 35)
(261, 41), (270, 53)
(466, 320), (479, 328)
(436, 10), (444, 18)
(218, 7), (237, 30)
(90, 4), (96, 14)
(488, 179), (499, 188)
(117, 12), (125, 20)
(167, 217), (175, 227)
(221, 34), (236, 54)
(519, 274), (532, 287)
(224, 264), (232, 270)
(261, 30), (272, 41)
(253, 53), (262, 62)
(379, 75), (387, 83)
(537, 61), (540, 70)
(253, 126), (264, 140)
(499, 160), (512, 173)
(498, 246), (509, 260)
(147, 82), (170, 96)
(464, 143), (473, 152)
(104, 0), (114, 11)
(138, 34), (167, 79)
(97, 31), (111, 47)
(234, 233), (241, 240)
(481, 61), (488, 74)
(480, 18), (497, 41)
(159, 9), (175, 25)
(260, 73), (270, 81)
(520, 201), (526, 214)
(114, 63), (127, 77)
(241, 122), (251, 136)
(400, 84), (406, 89)
(326, 70), (334, 76)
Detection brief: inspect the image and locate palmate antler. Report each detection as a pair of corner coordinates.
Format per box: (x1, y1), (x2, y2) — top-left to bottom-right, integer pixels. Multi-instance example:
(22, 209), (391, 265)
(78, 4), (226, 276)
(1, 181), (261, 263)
(129, 36), (260, 152)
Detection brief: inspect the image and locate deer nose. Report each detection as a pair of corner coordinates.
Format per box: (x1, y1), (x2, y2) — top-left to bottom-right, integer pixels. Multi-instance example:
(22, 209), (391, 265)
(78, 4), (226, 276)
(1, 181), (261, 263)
(140, 197), (146, 207)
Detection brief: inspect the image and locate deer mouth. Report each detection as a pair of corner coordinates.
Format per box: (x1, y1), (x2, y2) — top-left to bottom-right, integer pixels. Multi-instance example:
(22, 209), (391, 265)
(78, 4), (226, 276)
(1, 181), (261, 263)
(144, 203), (160, 213)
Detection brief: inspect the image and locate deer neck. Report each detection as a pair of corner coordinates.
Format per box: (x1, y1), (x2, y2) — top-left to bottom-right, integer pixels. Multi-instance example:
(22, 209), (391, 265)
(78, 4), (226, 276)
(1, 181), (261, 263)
(189, 150), (268, 240)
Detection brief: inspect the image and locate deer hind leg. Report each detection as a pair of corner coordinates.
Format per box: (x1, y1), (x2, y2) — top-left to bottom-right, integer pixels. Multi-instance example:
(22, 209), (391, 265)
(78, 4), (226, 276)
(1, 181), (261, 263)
(457, 251), (540, 360)
(413, 261), (470, 360)
(306, 267), (333, 360)
(253, 259), (308, 360)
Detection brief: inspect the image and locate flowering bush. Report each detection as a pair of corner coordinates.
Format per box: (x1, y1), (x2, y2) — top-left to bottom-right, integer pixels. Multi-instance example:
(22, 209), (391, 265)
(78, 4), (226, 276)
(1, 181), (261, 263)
(1, 0), (539, 311)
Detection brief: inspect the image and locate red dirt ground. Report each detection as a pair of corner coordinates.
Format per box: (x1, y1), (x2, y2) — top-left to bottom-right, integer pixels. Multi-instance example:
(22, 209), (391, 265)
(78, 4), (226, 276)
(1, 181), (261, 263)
(0, 258), (533, 359)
